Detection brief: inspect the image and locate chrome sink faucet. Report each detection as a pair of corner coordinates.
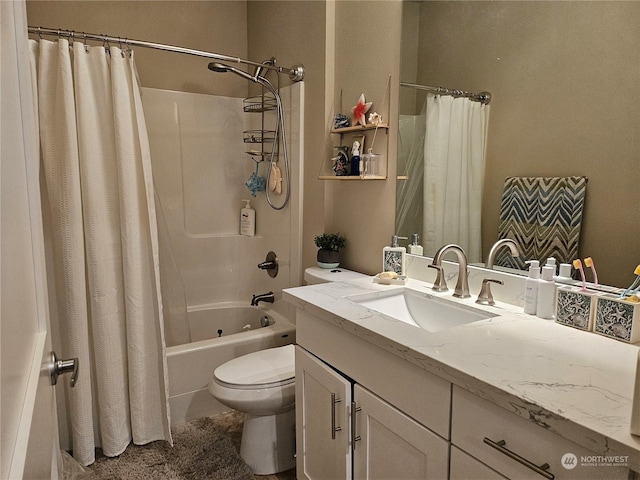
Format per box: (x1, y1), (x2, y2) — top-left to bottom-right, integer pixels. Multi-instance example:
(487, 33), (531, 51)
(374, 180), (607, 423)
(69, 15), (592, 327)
(430, 244), (470, 298)
(486, 238), (520, 269)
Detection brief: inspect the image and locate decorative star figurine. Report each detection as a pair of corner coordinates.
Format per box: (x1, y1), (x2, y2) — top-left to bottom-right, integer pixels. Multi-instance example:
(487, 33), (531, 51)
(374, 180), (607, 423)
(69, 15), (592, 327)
(351, 93), (372, 127)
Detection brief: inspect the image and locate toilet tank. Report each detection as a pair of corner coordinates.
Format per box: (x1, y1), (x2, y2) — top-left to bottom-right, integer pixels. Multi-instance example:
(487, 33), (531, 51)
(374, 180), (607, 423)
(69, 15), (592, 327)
(304, 266), (369, 285)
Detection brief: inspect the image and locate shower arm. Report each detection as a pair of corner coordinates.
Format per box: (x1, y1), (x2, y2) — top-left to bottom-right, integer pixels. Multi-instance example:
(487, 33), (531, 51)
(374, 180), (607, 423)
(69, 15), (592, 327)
(28, 26), (305, 82)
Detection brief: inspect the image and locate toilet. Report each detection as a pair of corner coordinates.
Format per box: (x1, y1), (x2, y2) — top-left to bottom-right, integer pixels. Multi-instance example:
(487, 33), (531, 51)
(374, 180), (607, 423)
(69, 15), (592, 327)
(209, 344), (296, 475)
(304, 265), (369, 285)
(209, 267), (368, 474)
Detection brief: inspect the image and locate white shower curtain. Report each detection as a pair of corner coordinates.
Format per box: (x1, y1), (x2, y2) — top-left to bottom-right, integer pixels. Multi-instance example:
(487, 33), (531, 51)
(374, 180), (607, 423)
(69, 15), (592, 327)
(423, 94), (489, 263)
(31, 38), (171, 466)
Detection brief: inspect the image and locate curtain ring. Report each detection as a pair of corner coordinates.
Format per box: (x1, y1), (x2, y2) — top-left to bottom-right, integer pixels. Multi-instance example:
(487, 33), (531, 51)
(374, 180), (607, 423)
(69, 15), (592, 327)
(82, 33), (88, 52)
(37, 26), (43, 39)
(102, 35), (110, 55)
(118, 37), (125, 58)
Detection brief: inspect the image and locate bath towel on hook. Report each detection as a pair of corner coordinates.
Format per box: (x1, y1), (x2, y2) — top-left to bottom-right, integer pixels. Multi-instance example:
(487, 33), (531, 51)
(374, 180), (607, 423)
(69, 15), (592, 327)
(496, 176), (588, 270)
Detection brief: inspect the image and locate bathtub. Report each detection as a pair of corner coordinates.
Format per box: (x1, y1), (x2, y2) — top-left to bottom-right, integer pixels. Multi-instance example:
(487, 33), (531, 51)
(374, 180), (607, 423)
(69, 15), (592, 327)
(165, 302), (296, 426)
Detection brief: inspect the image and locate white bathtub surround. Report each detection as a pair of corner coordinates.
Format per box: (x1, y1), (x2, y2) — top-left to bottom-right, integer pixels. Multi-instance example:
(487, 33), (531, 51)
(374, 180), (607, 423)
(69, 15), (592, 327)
(142, 85), (304, 346)
(166, 303), (295, 426)
(284, 275), (640, 472)
(34, 39), (170, 464)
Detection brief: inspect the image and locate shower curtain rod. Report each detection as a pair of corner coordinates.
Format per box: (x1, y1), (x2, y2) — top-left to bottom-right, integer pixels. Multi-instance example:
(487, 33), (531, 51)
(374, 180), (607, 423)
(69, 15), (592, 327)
(400, 81), (491, 105)
(27, 26), (305, 82)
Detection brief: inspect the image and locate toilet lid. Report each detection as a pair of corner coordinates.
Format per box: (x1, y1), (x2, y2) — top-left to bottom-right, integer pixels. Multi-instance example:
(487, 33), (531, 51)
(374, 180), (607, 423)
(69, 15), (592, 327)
(213, 344), (295, 389)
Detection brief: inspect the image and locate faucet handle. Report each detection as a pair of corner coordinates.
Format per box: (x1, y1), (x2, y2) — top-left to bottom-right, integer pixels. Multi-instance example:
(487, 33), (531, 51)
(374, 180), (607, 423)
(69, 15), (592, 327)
(476, 278), (503, 306)
(428, 264), (448, 292)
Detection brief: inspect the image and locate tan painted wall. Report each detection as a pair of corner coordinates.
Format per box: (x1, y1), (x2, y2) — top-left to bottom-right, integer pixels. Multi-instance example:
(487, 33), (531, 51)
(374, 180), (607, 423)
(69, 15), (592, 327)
(247, 0), (327, 277)
(328, 0), (403, 275)
(27, 1), (249, 97)
(415, 1), (640, 287)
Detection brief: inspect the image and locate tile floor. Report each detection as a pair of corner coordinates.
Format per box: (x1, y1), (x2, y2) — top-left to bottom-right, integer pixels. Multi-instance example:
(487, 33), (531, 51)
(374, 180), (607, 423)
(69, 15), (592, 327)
(216, 410), (296, 480)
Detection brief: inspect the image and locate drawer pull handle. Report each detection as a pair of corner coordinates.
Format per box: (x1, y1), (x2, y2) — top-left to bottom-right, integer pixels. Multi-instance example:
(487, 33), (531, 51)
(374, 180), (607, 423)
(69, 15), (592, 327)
(331, 393), (341, 439)
(483, 437), (555, 479)
(351, 401), (362, 450)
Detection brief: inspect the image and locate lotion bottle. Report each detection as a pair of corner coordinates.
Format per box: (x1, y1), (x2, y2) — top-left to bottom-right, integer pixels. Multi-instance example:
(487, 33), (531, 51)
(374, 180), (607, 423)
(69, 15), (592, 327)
(240, 199), (255, 237)
(554, 263), (578, 285)
(383, 235), (407, 276)
(408, 234), (423, 256)
(536, 265), (556, 319)
(544, 257), (557, 275)
(523, 260), (540, 315)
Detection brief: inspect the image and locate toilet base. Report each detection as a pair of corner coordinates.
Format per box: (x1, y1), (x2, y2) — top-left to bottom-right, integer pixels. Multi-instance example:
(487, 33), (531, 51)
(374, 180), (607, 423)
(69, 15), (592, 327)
(240, 408), (296, 475)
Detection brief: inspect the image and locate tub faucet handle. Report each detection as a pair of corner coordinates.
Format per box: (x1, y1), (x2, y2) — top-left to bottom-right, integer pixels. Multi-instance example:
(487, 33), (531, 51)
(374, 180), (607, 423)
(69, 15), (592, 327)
(258, 251), (279, 278)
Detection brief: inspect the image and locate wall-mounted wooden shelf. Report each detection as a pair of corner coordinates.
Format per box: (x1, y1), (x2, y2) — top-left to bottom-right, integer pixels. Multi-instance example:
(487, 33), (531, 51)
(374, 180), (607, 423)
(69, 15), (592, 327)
(318, 175), (387, 181)
(330, 123), (389, 134)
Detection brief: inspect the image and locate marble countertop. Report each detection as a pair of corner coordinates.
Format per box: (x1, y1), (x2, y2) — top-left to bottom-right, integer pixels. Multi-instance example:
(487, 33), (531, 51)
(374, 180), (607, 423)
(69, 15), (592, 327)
(283, 276), (640, 470)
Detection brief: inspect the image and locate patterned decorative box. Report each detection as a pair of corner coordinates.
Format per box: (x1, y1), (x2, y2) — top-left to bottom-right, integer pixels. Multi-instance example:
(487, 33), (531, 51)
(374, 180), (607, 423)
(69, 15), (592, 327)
(593, 295), (640, 343)
(555, 287), (599, 331)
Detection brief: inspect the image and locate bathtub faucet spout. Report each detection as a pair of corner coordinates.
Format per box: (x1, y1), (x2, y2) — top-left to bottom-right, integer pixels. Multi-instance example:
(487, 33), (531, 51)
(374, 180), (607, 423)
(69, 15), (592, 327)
(251, 291), (275, 306)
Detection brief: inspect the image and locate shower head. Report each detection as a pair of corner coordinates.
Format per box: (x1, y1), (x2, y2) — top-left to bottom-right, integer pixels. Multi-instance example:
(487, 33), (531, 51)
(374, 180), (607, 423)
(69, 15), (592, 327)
(208, 62), (257, 83)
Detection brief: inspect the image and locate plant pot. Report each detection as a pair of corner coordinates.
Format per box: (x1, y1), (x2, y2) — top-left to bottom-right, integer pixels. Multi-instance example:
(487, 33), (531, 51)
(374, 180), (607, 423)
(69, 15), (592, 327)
(317, 249), (340, 269)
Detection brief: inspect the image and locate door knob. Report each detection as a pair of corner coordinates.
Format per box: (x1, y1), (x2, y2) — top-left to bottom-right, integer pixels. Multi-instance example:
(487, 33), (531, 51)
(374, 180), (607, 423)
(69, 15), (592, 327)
(49, 351), (79, 388)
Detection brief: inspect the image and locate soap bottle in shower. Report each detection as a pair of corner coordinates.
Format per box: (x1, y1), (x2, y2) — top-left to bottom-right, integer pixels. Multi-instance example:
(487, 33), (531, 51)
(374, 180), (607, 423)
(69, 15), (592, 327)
(240, 199), (255, 237)
(408, 234), (423, 255)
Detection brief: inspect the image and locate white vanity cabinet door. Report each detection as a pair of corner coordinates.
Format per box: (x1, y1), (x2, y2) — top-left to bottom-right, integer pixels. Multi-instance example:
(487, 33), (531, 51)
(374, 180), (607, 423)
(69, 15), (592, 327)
(450, 445), (507, 480)
(295, 346), (352, 480)
(451, 386), (629, 479)
(353, 384), (449, 480)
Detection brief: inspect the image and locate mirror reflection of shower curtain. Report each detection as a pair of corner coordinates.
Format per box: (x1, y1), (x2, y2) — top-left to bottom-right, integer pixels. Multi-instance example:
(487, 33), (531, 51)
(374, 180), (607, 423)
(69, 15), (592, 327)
(396, 112), (426, 239)
(423, 94), (489, 263)
(32, 38), (171, 465)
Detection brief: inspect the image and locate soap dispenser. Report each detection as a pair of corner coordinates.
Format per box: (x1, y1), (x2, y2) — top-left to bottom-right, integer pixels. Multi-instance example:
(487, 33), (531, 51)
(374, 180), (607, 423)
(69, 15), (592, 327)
(240, 199), (255, 237)
(523, 260), (540, 315)
(408, 234), (423, 256)
(383, 235), (407, 276)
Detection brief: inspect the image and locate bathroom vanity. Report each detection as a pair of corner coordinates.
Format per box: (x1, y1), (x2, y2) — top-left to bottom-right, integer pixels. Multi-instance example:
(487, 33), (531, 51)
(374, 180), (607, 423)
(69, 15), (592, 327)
(284, 273), (640, 479)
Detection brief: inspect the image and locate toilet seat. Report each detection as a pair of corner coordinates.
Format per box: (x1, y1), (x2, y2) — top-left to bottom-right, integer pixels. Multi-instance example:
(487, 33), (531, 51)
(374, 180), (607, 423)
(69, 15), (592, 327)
(213, 344), (294, 390)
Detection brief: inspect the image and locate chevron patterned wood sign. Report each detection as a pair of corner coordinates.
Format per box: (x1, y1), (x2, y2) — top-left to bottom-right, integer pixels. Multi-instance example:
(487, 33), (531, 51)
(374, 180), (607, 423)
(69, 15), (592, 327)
(496, 176), (588, 270)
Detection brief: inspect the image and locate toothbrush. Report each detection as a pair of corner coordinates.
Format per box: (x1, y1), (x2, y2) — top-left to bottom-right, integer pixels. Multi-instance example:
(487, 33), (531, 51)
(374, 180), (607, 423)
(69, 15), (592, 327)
(583, 257), (598, 286)
(573, 259), (587, 292)
(621, 264), (640, 298)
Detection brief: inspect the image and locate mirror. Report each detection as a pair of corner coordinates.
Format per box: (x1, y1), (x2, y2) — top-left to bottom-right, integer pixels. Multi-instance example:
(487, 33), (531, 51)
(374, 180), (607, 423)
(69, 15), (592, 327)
(396, 1), (640, 288)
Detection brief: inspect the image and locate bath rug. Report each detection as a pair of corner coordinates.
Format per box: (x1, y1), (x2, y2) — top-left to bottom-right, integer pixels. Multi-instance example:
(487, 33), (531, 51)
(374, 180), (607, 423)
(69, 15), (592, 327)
(84, 412), (253, 480)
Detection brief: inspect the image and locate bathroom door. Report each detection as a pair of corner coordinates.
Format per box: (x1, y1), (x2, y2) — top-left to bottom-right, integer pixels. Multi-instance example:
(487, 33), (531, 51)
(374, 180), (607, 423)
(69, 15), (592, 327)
(1, 1), (60, 478)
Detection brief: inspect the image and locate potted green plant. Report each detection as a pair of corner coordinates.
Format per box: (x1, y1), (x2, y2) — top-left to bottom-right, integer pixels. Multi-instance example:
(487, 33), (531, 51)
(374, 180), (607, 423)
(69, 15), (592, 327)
(314, 233), (346, 268)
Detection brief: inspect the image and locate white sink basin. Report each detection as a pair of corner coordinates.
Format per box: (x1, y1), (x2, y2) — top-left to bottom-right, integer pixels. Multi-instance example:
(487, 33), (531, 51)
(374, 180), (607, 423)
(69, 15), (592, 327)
(349, 287), (495, 332)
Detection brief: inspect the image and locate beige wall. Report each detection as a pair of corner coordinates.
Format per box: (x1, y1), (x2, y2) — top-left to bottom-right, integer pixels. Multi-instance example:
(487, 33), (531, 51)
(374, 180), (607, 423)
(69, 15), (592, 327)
(414, 1), (640, 287)
(27, 1), (249, 97)
(247, 1), (327, 276)
(328, 0), (403, 275)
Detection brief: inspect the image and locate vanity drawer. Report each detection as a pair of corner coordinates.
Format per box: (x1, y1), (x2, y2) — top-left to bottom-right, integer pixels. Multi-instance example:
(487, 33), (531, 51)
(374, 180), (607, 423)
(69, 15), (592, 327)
(450, 445), (506, 480)
(451, 385), (629, 479)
